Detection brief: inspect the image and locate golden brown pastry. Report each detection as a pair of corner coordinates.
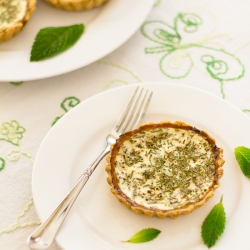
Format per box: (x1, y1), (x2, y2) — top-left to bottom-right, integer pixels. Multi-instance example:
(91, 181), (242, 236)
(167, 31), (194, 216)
(0, 0), (36, 43)
(44, 0), (109, 12)
(106, 121), (224, 218)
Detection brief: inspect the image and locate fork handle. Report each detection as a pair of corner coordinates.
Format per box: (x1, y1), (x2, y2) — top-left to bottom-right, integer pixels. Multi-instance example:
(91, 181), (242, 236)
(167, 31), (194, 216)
(27, 143), (112, 250)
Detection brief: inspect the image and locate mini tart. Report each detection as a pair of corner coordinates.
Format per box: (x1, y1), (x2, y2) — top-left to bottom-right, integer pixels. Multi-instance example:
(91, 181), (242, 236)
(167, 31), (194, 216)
(44, 0), (109, 11)
(0, 0), (36, 43)
(106, 121), (225, 219)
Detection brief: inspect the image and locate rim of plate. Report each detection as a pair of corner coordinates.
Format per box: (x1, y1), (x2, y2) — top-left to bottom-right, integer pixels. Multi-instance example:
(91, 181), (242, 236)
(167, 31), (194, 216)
(32, 82), (250, 250)
(0, 0), (154, 82)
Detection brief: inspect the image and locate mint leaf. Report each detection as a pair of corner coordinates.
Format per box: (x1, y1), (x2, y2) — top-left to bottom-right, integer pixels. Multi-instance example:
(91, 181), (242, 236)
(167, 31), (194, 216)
(123, 228), (161, 243)
(201, 196), (226, 248)
(234, 146), (250, 177)
(30, 24), (84, 62)
(10, 81), (23, 86)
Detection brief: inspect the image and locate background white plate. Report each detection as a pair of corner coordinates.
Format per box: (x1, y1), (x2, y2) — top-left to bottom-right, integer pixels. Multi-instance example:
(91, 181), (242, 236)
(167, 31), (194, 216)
(32, 83), (250, 250)
(0, 0), (154, 82)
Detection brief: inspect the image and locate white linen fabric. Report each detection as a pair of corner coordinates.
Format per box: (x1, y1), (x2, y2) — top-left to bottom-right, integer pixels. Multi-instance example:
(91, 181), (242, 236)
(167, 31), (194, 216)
(1, 0), (250, 249)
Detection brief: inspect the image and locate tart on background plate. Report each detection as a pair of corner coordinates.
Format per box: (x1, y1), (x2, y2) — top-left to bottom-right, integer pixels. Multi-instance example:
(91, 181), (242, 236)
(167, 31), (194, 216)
(0, 0), (36, 43)
(44, 0), (109, 11)
(106, 121), (225, 218)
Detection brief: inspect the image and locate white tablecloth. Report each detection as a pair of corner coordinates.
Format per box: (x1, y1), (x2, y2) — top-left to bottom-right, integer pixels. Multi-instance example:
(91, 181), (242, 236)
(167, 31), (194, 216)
(1, 0), (250, 249)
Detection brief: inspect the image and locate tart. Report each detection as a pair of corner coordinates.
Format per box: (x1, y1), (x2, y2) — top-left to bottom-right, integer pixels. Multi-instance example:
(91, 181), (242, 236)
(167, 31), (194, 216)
(44, 0), (109, 11)
(0, 0), (36, 43)
(106, 121), (224, 219)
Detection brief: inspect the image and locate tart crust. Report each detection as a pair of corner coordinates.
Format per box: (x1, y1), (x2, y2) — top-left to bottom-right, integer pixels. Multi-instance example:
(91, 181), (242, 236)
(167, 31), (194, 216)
(0, 0), (36, 43)
(106, 121), (225, 219)
(44, 0), (109, 11)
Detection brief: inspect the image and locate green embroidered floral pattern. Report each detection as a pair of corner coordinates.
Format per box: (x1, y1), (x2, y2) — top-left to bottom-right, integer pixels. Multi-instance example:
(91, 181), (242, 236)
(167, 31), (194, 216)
(7, 148), (34, 163)
(0, 120), (33, 164)
(52, 96), (81, 126)
(104, 79), (129, 90)
(0, 198), (40, 236)
(153, 0), (162, 7)
(243, 109), (250, 113)
(0, 120), (37, 235)
(97, 61), (142, 90)
(141, 12), (245, 98)
(0, 158), (5, 171)
(52, 116), (61, 126)
(0, 120), (26, 146)
(61, 96), (81, 112)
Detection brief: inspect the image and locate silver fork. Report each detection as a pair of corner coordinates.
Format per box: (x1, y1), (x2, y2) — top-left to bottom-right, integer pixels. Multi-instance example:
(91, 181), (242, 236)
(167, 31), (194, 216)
(27, 87), (153, 250)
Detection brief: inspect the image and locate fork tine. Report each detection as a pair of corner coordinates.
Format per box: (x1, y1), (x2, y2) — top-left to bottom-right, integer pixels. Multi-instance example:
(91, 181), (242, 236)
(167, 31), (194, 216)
(123, 90), (152, 132)
(112, 87), (152, 136)
(112, 87), (140, 132)
(129, 90), (153, 130)
(117, 88), (144, 134)
(27, 87), (152, 250)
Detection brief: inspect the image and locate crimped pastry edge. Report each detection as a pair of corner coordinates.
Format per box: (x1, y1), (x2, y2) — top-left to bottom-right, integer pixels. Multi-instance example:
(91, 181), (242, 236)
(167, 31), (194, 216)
(44, 0), (108, 12)
(105, 121), (225, 219)
(0, 0), (36, 43)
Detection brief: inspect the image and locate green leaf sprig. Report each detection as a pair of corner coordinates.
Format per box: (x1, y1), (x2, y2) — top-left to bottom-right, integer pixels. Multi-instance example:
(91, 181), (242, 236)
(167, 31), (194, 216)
(30, 24), (84, 62)
(10, 81), (23, 86)
(122, 228), (161, 243)
(234, 146), (250, 177)
(201, 196), (226, 248)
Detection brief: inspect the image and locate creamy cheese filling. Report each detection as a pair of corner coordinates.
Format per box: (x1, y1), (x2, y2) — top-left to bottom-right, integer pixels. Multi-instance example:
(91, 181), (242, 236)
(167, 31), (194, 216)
(0, 0), (27, 31)
(115, 127), (216, 210)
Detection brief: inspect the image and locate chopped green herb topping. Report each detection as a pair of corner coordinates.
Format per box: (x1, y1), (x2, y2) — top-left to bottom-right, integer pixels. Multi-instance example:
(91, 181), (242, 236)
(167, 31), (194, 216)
(0, 0), (26, 27)
(115, 127), (216, 210)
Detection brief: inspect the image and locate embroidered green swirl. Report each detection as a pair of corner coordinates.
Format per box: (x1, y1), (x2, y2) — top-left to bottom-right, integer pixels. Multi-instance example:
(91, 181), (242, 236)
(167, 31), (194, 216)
(61, 96), (80, 112)
(97, 61), (143, 90)
(141, 12), (245, 99)
(0, 120), (25, 146)
(0, 198), (40, 236)
(7, 147), (34, 163)
(0, 120), (36, 236)
(104, 79), (129, 90)
(52, 96), (81, 126)
(52, 116), (62, 126)
(153, 0), (162, 7)
(97, 61), (142, 82)
(0, 158), (5, 171)
(0, 120), (34, 164)
(201, 55), (228, 79)
(178, 13), (202, 33)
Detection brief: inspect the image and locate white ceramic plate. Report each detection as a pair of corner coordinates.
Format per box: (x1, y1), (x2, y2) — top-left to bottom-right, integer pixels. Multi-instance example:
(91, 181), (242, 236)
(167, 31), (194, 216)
(0, 0), (154, 82)
(32, 82), (250, 250)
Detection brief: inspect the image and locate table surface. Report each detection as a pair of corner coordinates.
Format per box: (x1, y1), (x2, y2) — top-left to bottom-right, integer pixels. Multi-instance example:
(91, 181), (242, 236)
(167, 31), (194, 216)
(1, 0), (250, 249)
